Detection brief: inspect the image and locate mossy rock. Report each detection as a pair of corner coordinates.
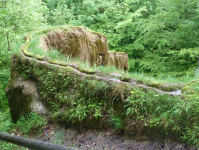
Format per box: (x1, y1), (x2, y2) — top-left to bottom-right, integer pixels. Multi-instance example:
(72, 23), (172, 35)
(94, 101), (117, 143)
(120, 76), (130, 82)
(182, 79), (199, 100)
(47, 59), (58, 64)
(63, 66), (74, 72)
(184, 79), (199, 86)
(23, 49), (34, 57)
(79, 67), (95, 74)
(5, 75), (47, 122)
(47, 59), (67, 66)
(147, 81), (161, 88)
(182, 79), (199, 93)
(34, 54), (44, 60)
(57, 62), (68, 66)
(23, 43), (30, 51)
(109, 51), (127, 55)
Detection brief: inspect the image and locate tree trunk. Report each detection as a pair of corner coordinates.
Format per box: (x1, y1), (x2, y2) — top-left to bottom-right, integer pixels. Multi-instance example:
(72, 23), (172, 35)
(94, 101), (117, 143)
(3, 17), (10, 51)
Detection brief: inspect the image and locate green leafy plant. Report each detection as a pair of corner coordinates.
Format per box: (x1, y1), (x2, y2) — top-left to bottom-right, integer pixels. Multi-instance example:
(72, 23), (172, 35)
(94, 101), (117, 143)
(68, 98), (88, 123)
(13, 112), (48, 134)
(110, 113), (125, 131)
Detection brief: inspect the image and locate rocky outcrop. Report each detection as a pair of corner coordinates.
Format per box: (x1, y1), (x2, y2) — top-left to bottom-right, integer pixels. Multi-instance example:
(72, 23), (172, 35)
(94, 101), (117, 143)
(5, 56), (47, 122)
(108, 51), (129, 71)
(40, 26), (129, 70)
(5, 75), (47, 122)
(41, 27), (109, 67)
(5, 26), (182, 137)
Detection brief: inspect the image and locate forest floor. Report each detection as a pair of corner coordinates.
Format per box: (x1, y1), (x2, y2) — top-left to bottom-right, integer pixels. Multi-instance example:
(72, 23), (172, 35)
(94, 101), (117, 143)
(28, 124), (195, 150)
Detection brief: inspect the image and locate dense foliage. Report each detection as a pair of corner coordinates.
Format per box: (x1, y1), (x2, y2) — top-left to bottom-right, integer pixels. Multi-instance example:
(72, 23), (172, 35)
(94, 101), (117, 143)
(0, 0), (199, 148)
(42, 0), (199, 75)
(1, 0), (199, 75)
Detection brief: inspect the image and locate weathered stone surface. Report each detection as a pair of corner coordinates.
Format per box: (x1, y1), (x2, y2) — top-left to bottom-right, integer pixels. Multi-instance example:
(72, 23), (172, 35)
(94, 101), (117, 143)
(110, 72), (123, 77)
(41, 27), (109, 66)
(39, 26), (129, 71)
(5, 75), (46, 122)
(108, 51), (129, 71)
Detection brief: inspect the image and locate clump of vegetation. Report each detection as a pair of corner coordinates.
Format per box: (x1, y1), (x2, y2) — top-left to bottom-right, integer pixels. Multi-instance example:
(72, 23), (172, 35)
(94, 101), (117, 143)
(13, 112), (48, 135)
(1, 0), (199, 148)
(122, 88), (199, 146)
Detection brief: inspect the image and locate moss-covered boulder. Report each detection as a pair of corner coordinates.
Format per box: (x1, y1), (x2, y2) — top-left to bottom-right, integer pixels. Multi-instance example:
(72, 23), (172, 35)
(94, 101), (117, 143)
(5, 75), (47, 122)
(5, 26), (189, 143)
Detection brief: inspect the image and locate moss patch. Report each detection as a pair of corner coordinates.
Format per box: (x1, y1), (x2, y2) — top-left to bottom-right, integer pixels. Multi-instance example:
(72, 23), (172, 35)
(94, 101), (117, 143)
(120, 76), (130, 82)
(79, 67), (95, 74)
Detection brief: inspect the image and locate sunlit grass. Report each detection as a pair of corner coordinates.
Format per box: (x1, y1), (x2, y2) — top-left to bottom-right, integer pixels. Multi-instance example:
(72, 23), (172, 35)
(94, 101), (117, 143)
(25, 30), (199, 86)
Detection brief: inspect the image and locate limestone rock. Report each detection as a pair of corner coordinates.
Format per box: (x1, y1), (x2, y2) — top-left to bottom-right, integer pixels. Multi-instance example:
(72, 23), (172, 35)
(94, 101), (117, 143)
(108, 51), (129, 71)
(41, 27), (109, 66)
(39, 26), (129, 70)
(5, 75), (47, 122)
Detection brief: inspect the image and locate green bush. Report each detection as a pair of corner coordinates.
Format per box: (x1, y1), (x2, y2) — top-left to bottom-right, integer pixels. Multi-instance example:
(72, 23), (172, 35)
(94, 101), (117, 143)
(13, 112), (48, 135)
(123, 87), (199, 146)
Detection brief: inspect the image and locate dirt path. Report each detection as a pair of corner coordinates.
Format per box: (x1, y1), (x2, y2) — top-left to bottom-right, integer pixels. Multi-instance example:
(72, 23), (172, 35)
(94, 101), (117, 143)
(35, 125), (195, 150)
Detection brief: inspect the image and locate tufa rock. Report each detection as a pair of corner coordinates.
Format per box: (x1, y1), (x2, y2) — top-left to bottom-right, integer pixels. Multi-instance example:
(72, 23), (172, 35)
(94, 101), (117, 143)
(108, 51), (129, 71)
(5, 75), (47, 122)
(40, 26), (129, 71)
(41, 27), (109, 67)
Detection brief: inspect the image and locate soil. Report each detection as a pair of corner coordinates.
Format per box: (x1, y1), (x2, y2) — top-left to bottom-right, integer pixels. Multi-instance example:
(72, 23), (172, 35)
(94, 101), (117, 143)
(32, 124), (196, 150)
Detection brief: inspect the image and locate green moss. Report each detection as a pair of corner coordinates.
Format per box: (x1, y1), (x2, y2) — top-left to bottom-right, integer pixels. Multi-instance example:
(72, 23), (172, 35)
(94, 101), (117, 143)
(25, 33), (33, 43)
(181, 79), (199, 100)
(147, 81), (161, 88)
(34, 54), (44, 60)
(23, 49), (35, 57)
(120, 76), (130, 82)
(58, 62), (68, 66)
(47, 59), (57, 64)
(182, 79), (199, 93)
(47, 59), (68, 66)
(79, 67), (95, 74)
(109, 51), (127, 55)
(63, 66), (74, 72)
(91, 30), (106, 38)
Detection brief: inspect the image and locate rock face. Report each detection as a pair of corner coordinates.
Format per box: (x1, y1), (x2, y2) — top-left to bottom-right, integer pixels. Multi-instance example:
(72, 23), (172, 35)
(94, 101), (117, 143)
(108, 51), (129, 71)
(41, 27), (109, 66)
(5, 68), (47, 122)
(5, 26), (129, 124)
(40, 26), (129, 70)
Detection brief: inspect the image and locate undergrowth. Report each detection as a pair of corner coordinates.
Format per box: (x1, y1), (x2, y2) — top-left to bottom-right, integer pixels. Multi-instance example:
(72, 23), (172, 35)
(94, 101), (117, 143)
(2, 26), (199, 148)
(12, 112), (48, 135)
(121, 88), (199, 147)
(20, 29), (198, 89)
(12, 54), (199, 147)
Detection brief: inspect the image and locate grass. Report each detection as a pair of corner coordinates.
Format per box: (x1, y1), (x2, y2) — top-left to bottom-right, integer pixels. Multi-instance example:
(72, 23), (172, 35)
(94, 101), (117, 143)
(6, 25), (199, 148)
(123, 87), (199, 146)
(24, 27), (199, 88)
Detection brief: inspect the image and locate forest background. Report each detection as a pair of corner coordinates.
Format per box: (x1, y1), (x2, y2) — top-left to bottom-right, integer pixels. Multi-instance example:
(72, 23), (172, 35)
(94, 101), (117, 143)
(0, 0), (199, 148)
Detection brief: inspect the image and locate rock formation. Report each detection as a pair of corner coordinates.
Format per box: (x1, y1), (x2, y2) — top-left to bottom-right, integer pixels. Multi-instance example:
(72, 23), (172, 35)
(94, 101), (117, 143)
(41, 27), (110, 67)
(5, 26), (181, 138)
(40, 26), (129, 70)
(5, 73), (47, 122)
(108, 51), (129, 71)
